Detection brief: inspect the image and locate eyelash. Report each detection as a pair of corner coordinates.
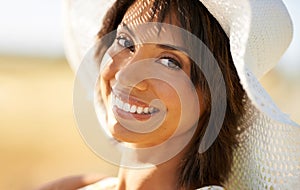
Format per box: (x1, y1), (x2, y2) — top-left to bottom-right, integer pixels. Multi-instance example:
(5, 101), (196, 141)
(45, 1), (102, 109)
(115, 34), (182, 70)
(116, 35), (135, 52)
(156, 56), (182, 70)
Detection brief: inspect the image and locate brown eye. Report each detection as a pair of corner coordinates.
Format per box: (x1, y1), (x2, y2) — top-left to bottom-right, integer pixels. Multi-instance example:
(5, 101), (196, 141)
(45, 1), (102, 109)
(116, 35), (135, 52)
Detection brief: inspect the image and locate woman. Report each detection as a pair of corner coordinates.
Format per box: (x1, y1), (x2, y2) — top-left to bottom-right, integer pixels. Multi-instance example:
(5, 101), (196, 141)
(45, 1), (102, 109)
(38, 0), (300, 189)
(91, 0), (245, 189)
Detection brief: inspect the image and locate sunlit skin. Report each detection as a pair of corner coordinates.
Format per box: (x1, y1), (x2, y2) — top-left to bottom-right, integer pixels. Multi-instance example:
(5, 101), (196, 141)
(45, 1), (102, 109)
(99, 24), (205, 148)
(99, 30), (204, 190)
(96, 3), (207, 190)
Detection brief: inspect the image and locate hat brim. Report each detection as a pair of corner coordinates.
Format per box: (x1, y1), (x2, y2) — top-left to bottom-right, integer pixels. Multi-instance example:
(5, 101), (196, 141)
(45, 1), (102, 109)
(63, 0), (300, 188)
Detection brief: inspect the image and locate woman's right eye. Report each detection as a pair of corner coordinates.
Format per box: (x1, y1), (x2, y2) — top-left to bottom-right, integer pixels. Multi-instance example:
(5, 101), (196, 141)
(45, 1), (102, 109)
(116, 35), (135, 52)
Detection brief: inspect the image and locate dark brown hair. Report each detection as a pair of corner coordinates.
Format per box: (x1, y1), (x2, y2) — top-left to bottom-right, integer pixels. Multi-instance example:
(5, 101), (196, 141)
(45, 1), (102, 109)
(96, 0), (246, 189)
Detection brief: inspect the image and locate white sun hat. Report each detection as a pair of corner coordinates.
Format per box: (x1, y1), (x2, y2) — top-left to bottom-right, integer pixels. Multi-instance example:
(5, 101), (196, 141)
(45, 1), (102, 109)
(63, 0), (300, 189)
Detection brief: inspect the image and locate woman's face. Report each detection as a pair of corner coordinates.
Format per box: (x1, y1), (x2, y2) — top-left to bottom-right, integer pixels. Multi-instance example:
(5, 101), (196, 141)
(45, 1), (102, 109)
(98, 4), (205, 148)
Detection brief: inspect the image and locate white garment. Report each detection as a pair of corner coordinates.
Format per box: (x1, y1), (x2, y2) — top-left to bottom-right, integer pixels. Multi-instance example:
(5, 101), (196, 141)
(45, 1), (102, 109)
(79, 177), (225, 190)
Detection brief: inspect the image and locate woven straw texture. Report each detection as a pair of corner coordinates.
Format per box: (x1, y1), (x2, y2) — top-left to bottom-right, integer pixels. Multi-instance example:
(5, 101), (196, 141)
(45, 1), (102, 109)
(63, 0), (300, 189)
(197, 1), (300, 187)
(226, 101), (300, 189)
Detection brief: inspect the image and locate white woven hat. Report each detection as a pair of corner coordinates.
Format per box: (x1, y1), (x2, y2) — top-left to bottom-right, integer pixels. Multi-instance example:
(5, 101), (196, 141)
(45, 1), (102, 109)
(63, 0), (300, 189)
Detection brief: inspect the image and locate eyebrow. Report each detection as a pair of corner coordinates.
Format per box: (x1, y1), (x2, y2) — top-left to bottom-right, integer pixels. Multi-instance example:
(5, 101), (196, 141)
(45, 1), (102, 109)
(156, 44), (188, 53)
(119, 22), (136, 37)
(119, 22), (189, 53)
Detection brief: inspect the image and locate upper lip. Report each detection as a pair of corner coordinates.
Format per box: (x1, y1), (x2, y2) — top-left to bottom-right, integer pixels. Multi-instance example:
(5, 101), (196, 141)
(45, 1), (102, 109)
(111, 88), (152, 107)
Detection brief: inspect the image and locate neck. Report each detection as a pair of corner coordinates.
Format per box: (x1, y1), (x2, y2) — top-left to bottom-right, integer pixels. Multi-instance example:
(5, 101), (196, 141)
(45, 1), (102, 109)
(115, 129), (195, 190)
(116, 150), (184, 190)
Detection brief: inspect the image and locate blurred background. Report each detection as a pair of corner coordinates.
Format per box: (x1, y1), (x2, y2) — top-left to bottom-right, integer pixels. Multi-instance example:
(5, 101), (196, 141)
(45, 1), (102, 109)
(0, 0), (299, 189)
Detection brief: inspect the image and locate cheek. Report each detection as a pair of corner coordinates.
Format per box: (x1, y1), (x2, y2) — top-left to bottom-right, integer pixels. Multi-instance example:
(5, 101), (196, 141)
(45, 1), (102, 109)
(99, 77), (109, 104)
(149, 80), (181, 111)
(98, 53), (123, 105)
(156, 77), (201, 133)
(148, 77), (199, 125)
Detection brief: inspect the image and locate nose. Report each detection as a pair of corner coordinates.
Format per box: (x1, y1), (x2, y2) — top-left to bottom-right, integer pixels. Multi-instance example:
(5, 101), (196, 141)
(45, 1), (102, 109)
(102, 47), (149, 91)
(114, 66), (148, 91)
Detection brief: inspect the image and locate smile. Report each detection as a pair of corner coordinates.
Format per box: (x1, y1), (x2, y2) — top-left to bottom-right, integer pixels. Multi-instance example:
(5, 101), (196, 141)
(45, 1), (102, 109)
(111, 92), (159, 115)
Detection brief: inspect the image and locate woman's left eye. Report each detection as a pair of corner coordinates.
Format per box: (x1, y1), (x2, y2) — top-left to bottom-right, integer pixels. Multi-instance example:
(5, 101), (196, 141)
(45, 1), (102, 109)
(156, 57), (181, 70)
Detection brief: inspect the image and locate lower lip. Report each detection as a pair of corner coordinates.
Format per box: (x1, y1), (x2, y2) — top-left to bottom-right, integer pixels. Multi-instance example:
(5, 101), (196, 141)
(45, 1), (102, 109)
(112, 106), (155, 121)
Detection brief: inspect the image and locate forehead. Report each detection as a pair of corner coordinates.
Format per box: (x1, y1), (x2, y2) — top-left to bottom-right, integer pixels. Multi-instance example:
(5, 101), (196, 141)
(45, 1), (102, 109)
(119, 0), (187, 49)
(123, 0), (155, 25)
(123, 0), (175, 24)
(122, 0), (183, 30)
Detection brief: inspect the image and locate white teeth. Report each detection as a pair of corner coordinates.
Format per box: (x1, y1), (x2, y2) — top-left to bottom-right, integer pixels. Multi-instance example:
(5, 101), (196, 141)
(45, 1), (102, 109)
(137, 106), (143, 114)
(123, 103), (130, 112)
(143, 107), (149, 114)
(112, 94), (158, 115)
(116, 98), (124, 109)
(130, 105), (137, 113)
(149, 107), (154, 114)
